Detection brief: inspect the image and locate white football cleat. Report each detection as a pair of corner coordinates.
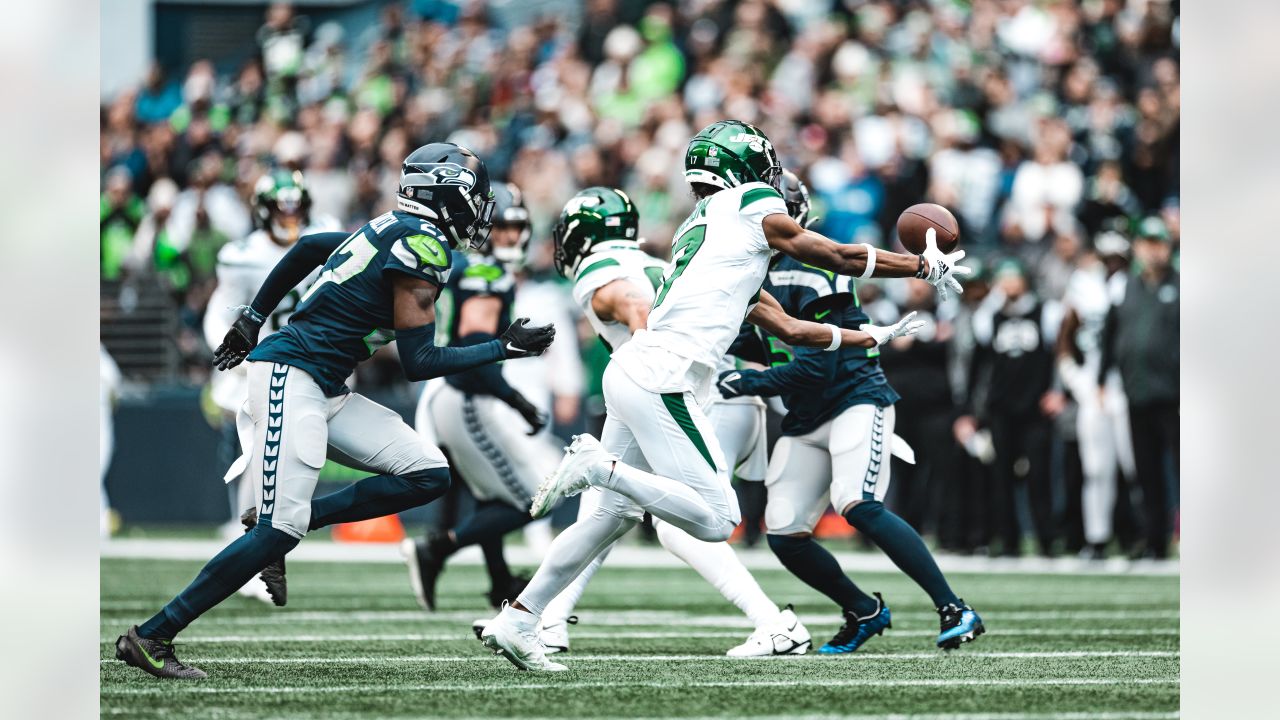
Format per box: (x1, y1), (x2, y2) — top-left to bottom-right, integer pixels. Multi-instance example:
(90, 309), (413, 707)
(539, 615), (577, 654)
(481, 604), (568, 672)
(529, 434), (614, 519)
(236, 576), (275, 605)
(726, 605), (811, 657)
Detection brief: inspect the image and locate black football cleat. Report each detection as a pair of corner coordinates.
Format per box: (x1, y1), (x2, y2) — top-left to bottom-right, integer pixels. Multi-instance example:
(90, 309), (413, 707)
(401, 535), (449, 611)
(241, 508), (287, 606)
(936, 599), (985, 650)
(486, 573), (531, 610)
(115, 626), (207, 679)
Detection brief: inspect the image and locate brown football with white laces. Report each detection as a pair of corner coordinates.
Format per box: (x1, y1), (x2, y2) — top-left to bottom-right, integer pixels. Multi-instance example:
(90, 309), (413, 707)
(897, 203), (960, 254)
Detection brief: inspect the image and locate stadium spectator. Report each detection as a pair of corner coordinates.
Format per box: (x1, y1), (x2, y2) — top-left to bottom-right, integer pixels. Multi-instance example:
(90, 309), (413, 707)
(1100, 217), (1179, 559)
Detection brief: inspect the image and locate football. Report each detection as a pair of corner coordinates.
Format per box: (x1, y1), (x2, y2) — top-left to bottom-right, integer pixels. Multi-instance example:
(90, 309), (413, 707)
(897, 203), (960, 254)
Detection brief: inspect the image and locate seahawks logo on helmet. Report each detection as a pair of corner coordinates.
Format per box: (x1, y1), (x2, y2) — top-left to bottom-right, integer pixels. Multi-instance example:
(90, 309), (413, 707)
(420, 164), (477, 189)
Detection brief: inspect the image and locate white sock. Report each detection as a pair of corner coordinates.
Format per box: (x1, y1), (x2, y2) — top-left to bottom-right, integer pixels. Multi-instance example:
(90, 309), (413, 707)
(516, 510), (636, 617)
(654, 519), (781, 628)
(499, 602), (538, 631)
(542, 545), (612, 626)
(602, 461), (731, 542)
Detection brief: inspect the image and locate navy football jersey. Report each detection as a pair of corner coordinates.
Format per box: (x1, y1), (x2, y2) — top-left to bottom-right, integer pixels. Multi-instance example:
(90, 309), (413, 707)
(438, 251), (516, 394)
(757, 255), (900, 435)
(250, 210), (454, 396)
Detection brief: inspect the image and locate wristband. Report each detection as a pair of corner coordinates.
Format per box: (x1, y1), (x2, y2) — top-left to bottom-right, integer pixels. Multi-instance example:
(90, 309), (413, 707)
(240, 305), (266, 325)
(859, 243), (877, 279)
(914, 255), (927, 279)
(823, 323), (841, 351)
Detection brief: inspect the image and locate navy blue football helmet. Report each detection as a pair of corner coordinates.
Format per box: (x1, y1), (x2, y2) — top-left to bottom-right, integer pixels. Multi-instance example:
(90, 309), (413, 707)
(399, 143), (495, 249)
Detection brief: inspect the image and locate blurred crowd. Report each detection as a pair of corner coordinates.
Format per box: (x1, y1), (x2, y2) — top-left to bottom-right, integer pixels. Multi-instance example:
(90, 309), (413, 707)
(101, 0), (1179, 558)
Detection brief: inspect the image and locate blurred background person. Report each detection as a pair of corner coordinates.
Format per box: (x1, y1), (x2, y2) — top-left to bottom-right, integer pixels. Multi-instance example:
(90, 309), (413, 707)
(1100, 217), (1179, 560)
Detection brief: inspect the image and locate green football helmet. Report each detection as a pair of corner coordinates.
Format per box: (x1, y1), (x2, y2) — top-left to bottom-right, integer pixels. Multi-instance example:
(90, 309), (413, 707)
(253, 169), (311, 244)
(684, 120), (783, 192)
(552, 187), (639, 277)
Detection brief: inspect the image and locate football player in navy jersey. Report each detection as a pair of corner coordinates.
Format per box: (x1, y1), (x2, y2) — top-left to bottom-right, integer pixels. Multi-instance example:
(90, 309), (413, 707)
(404, 182), (562, 612)
(114, 144), (556, 679)
(718, 170), (985, 654)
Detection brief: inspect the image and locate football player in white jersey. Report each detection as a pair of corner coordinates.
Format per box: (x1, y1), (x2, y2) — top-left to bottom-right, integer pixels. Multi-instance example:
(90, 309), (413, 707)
(202, 169), (340, 604)
(1056, 230), (1136, 559)
(520, 187), (807, 657)
(481, 120), (964, 671)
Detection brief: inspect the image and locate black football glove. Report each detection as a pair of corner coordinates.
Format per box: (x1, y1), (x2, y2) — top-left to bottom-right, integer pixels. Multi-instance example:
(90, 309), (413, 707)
(506, 391), (549, 436)
(213, 307), (266, 371)
(717, 370), (746, 399)
(500, 318), (556, 359)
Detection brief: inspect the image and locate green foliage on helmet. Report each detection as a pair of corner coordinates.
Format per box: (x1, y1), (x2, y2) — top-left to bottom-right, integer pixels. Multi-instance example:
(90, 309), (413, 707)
(552, 187), (639, 277)
(684, 121), (783, 191)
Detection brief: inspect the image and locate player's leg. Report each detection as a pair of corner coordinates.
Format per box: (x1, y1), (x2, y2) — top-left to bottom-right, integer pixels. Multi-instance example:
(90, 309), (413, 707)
(404, 386), (539, 609)
(647, 400), (806, 655)
(118, 362), (322, 678)
(1078, 390), (1118, 557)
(537, 487), (609, 653)
(834, 404), (983, 649)
(600, 365), (741, 538)
(762, 429), (885, 654)
(482, 417), (647, 670)
(307, 391), (451, 531)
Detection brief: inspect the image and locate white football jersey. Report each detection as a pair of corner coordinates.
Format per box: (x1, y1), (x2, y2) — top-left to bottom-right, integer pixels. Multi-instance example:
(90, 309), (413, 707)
(613, 183), (786, 399)
(571, 244), (667, 353)
(204, 218), (341, 413)
(1063, 266), (1127, 377)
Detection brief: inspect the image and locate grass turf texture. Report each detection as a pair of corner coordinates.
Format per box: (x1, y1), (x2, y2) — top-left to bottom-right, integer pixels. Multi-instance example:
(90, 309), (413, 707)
(101, 556), (1178, 719)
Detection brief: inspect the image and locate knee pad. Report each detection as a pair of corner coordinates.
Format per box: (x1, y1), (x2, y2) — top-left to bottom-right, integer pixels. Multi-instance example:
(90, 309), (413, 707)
(843, 499), (885, 531)
(403, 466), (451, 501)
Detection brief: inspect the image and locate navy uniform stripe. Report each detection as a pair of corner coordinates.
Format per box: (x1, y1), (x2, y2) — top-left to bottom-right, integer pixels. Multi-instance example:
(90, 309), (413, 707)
(261, 363), (290, 521)
(862, 406), (885, 500)
(462, 396), (532, 508)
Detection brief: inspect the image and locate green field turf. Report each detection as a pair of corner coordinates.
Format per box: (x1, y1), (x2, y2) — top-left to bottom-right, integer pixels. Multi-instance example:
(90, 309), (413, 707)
(100, 555), (1178, 719)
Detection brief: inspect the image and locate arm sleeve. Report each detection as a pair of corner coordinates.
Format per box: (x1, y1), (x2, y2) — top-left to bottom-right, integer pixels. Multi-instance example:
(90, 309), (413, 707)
(247, 231), (349, 317)
(731, 343), (837, 398)
(396, 324), (505, 383)
(443, 332), (520, 402)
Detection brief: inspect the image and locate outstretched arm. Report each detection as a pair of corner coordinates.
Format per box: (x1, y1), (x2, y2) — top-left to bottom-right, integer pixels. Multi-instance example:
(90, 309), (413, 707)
(591, 278), (651, 333)
(391, 274), (554, 382)
(747, 290), (921, 349)
(763, 215), (969, 298)
(212, 230), (351, 370)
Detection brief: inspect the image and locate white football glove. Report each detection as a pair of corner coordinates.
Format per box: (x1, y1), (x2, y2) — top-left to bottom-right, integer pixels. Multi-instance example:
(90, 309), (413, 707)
(921, 227), (972, 301)
(863, 311), (926, 347)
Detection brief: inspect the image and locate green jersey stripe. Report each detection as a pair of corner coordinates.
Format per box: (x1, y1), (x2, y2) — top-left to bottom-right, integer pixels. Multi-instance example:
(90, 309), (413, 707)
(578, 257), (621, 278)
(740, 186), (783, 210)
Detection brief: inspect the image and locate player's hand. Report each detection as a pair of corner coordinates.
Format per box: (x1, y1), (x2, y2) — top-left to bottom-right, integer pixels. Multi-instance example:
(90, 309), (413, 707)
(506, 391), (548, 436)
(717, 370), (746, 399)
(920, 228), (972, 301)
(500, 318), (556, 358)
(213, 307), (266, 371)
(863, 311), (926, 347)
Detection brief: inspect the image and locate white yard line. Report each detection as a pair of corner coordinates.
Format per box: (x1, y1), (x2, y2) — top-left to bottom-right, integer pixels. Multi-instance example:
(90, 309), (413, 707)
(100, 628), (1179, 643)
(100, 677), (1180, 695)
(96, 609), (1181, 625)
(102, 538), (1179, 576)
(100, 650), (1177, 665)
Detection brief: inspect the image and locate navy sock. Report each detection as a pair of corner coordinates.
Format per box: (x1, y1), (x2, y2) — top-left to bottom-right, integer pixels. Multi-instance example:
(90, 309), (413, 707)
(452, 502), (531, 549)
(309, 467), (450, 531)
(844, 501), (959, 608)
(479, 536), (513, 590)
(138, 523), (299, 639)
(767, 534), (878, 617)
